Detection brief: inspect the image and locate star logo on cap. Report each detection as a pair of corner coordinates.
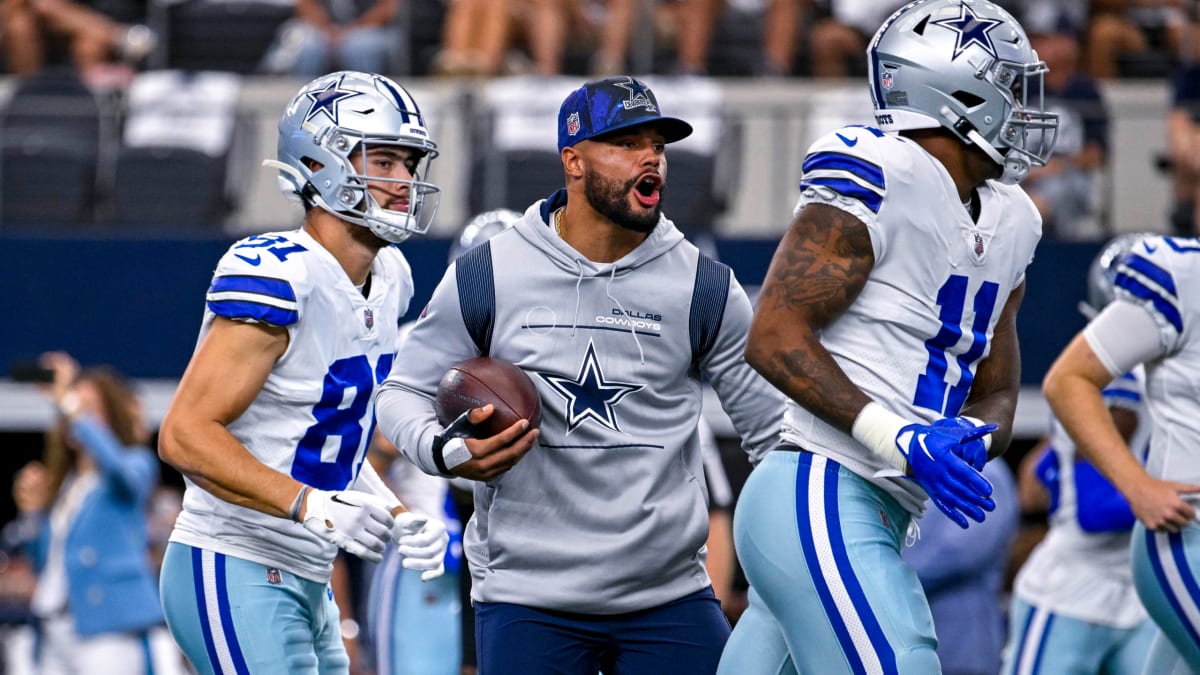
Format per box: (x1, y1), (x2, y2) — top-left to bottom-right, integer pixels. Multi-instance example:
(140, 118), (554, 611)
(304, 75), (363, 125)
(537, 340), (643, 434)
(612, 77), (657, 113)
(931, 4), (1003, 60)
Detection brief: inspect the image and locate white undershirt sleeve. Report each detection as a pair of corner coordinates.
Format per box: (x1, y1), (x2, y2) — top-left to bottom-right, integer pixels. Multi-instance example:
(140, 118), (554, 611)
(1082, 300), (1168, 378)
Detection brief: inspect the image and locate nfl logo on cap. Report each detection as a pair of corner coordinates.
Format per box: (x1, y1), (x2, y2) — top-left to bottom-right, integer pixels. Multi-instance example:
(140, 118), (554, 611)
(567, 112), (581, 137)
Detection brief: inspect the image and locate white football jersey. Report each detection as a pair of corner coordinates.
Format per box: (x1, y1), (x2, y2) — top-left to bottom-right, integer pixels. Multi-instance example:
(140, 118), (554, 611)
(780, 126), (1041, 515)
(1099, 236), (1200, 487)
(169, 228), (413, 582)
(1015, 369), (1149, 627)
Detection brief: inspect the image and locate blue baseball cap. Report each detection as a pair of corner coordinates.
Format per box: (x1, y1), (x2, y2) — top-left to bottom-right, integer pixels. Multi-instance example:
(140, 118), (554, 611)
(557, 76), (693, 152)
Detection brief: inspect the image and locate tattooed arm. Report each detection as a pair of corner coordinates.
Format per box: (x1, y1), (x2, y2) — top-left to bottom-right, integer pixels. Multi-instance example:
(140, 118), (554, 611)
(744, 203), (875, 434)
(959, 281), (1025, 457)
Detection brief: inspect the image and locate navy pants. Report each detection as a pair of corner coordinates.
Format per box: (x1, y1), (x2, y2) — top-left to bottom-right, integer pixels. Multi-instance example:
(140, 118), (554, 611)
(475, 587), (730, 674)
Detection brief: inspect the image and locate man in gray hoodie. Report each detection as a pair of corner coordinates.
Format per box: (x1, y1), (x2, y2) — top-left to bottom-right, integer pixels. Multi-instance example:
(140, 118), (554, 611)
(375, 75), (785, 674)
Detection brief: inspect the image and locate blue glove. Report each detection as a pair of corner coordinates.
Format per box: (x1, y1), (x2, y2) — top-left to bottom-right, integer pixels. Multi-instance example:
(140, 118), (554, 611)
(897, 423), (997, 528)
(931, 416), (994, 470)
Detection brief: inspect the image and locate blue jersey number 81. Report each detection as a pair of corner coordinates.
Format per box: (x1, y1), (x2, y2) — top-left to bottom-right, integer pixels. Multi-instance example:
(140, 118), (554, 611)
(914, 275), (999, 416)
(292, 353), (394, 490)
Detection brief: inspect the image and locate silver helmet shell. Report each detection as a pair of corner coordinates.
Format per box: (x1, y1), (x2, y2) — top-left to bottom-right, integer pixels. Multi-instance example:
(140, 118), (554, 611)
(271, 71), (441, 243)
(868, 0), (1059, 185)
(1081, 232), (1158, 318)
(448, 208), (521, 262)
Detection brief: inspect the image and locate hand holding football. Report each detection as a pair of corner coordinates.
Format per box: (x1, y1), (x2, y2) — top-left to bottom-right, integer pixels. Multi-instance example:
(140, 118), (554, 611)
(435, 357), (542, 438)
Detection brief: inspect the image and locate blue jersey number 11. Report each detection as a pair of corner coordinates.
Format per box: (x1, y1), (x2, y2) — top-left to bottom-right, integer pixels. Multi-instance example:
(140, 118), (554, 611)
(914, 275), (999, 416)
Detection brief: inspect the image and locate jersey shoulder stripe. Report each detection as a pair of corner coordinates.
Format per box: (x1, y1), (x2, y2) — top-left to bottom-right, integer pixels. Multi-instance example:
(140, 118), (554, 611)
(207, 274), (299, 326)
(800, 151), (886, 214)
(1114, 252), (1183, 333)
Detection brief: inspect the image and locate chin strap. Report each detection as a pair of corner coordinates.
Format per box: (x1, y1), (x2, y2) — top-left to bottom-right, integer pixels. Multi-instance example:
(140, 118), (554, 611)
(938, 106), (1027, 185)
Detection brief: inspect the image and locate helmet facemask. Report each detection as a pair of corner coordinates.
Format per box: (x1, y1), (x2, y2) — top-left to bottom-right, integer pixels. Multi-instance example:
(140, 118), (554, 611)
(308, 127), (441, 244)
(963, 57), (1058, 185)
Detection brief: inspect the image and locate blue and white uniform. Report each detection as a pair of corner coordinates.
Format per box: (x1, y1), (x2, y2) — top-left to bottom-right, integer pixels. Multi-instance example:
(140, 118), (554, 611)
(1085, 236), (1200, 673)
(720, 125), (1041, 675)
(375, 188), (785, 672)
(160, 229), (412, 674)
(1003, 370), (1157, 675)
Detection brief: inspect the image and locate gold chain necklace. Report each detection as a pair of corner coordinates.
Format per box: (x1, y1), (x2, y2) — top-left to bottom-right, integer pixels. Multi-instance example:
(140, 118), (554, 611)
(554, 208), (565, 238)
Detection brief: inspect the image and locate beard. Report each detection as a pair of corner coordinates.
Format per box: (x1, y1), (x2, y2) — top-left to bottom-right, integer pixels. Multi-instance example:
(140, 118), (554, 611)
(583, 170), (660, 233)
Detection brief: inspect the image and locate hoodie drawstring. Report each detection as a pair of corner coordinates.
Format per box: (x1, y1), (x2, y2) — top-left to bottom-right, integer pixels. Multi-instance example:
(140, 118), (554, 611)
(605, 266), (645, 365)
(569, 258), (584, 338)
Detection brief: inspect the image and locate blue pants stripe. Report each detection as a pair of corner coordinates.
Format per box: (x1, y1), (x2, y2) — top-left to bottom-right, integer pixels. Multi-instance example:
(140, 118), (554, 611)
(192, 547), (224, 674)
(1148, 529), (1200, 648)
(214, 553), (251, 675)
(795, 454), (897, 675)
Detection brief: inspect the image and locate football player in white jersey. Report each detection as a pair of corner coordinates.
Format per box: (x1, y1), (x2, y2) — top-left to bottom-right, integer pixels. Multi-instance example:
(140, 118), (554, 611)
(1003, 234), (1159, 675)
(156, 71), (450, 674)
(1045, 232), (1200, 673)
(719, 1), (1058, 673)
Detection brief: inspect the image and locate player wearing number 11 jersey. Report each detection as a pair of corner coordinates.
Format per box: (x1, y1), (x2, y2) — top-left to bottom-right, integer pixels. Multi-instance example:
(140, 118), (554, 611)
(719, 1), (1058, 673)
(156, 71), (449, 674)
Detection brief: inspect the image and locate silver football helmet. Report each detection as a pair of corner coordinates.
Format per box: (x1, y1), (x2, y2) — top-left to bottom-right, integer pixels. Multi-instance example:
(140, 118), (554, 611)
(448, 208), (521, 262)
(1080, 232), (1157, 318)
(868, 0), (1059, 184)
(266, 71), (441, 243)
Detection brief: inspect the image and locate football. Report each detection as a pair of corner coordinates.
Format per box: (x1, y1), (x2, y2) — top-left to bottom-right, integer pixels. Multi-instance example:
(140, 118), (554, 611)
(435, 357), (543, 437)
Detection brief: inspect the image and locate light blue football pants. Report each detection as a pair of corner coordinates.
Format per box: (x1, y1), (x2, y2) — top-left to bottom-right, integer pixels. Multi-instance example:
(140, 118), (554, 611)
(1001, 596), (1156, 674)
(719, 449), (938, 675)
(1132, 522), (1200, 674)
(368, 545), (462, 675)
(159, 542), (349, 675)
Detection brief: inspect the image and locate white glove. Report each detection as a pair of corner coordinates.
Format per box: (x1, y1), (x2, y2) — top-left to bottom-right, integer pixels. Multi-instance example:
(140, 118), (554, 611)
(302, 489), (395, 563)
(392, 511), (450, 581)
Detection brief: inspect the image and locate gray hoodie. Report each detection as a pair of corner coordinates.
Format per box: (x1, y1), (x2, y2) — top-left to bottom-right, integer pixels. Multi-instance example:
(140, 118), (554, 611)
(375, 189), (785, 614)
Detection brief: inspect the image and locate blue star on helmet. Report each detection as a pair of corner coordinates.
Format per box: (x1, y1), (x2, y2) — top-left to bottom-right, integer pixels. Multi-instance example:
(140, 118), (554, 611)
(931, 3), (1004, 60)
(537, 341), (644, 434)
(303, 76), (363, 125)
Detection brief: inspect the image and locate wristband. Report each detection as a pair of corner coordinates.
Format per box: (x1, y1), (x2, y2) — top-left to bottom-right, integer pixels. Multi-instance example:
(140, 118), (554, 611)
(850, 402), (909, 473)
(961, 416), (993, 451)
(289, 485), (310, 522)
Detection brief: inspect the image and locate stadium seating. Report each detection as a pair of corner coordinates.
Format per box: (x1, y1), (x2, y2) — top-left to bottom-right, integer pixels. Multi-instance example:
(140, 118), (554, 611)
(0, 68), (109, 228)
(112, 71), (242, 229)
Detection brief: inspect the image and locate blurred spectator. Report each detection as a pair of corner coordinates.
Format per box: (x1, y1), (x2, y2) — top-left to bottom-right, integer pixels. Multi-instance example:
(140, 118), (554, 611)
(431, 0), (575, 76)
(904, 460), (1020, 675)
(806, 0), (903, 77)
(1023, 29), (1111, 240)
(671, 0), (808, 77)
(261, 0), (400, 77)
(1166, 55), (1200, 234)
(0, 0), (155, 78)
(1085, 0), (1187, 79)
(9, 352), (186, 675)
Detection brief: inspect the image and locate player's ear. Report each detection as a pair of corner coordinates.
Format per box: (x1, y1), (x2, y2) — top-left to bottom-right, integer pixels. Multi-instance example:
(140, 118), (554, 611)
(560, 146), (584, 180)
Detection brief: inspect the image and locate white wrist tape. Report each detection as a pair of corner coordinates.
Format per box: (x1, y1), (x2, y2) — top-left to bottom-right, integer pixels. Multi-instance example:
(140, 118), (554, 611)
(440, 438), (472, 472)
(961, 416), (993, 451)
(851, 402), (910, 473)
